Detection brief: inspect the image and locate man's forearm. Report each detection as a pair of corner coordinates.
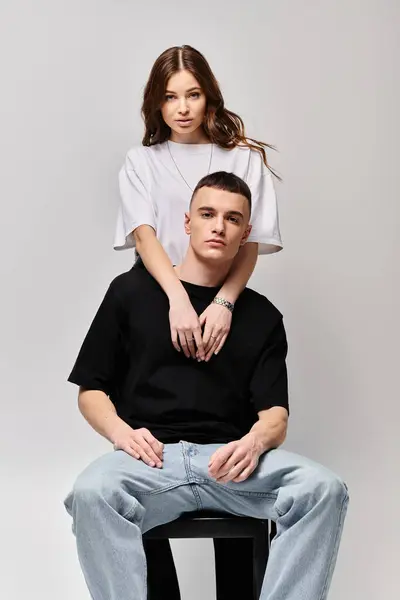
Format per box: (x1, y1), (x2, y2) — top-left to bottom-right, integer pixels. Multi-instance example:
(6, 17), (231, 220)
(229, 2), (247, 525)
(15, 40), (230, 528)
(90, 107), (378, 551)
(250, 407), (289, 453)
(78, 388), (125, 443)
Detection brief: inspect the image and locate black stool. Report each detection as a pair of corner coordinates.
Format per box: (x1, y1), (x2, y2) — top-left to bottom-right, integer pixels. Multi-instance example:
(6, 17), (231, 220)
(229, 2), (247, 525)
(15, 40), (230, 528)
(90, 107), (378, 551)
(144, 511), (272, 600)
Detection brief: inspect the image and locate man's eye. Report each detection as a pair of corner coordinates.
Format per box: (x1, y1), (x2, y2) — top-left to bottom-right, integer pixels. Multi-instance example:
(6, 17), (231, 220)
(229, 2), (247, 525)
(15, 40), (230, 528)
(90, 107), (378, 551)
(228, 216), (239, 224)
(201, 212), (212, 218)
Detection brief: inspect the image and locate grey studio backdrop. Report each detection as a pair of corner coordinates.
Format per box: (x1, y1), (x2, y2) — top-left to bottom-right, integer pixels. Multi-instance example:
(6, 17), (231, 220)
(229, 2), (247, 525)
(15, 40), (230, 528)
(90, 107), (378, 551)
(0, 1), (399, 599)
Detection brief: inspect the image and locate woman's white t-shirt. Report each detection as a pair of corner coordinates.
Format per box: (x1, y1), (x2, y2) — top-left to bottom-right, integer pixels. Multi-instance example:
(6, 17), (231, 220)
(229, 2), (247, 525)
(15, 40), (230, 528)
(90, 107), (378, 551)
(114, 141), (282, 265)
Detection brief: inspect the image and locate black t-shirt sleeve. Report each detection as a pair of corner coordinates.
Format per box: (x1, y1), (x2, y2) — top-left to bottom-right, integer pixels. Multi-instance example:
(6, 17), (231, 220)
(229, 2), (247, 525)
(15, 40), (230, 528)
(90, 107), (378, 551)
(249, 317), (289, 414)
(68, 282), (124, 397)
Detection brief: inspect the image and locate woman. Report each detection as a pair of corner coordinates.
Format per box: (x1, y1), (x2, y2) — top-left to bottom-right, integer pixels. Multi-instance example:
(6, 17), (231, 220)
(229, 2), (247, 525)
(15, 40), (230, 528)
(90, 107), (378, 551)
(114, 45), (282, 599)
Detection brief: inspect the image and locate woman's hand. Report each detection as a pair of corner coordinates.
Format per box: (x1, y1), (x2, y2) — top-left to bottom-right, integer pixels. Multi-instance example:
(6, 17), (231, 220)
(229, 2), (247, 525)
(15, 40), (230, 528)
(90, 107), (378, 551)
(169, 295), (206, 360)
(199, 302), (232, 361)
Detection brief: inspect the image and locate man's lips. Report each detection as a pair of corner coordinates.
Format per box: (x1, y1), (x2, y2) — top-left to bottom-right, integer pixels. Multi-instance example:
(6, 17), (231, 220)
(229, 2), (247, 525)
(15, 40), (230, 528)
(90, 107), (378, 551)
(206, 239), (226, 246)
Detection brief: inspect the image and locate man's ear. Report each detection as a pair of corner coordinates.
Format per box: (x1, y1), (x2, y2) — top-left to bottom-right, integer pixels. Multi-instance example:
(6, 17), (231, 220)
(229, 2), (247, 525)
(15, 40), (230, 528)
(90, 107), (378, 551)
(239, 224), (252, 246)
(184, 212), (191, 235)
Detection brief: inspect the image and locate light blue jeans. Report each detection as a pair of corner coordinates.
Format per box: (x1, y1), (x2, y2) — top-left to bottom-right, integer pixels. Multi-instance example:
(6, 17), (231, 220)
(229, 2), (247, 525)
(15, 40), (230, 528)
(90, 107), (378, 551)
(64, 441), (349, 600)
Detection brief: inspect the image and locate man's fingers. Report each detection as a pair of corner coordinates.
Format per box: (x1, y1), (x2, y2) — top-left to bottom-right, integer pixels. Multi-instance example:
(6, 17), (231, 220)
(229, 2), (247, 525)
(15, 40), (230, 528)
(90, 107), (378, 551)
(208, 444), (236, 476)
(127, 444), (141, 460)
(142, 431), (164, 461)
(233, 463), (256, 483)
(134, 444), (158, 467)
(139, 438), (163, 467)
(216, 449), (247, 477)
(217, 458), (249, 483)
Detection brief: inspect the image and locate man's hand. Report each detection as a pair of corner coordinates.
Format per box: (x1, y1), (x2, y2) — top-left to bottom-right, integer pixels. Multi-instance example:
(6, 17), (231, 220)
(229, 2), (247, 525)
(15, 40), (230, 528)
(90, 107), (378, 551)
(111, 421), (164, 468)
(208, 432), (265, 483)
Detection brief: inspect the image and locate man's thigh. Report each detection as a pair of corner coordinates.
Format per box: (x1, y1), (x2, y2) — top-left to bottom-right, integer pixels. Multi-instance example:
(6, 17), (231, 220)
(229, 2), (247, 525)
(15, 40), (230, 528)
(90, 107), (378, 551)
(65, 443), (199, 532)
(190, 445), (345, 519)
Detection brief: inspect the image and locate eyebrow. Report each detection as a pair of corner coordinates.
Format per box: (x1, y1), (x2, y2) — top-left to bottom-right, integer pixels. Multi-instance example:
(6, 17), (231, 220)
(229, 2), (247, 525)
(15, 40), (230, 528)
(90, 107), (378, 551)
(165, 87), (202, 94)
(197, 206), (244, 219)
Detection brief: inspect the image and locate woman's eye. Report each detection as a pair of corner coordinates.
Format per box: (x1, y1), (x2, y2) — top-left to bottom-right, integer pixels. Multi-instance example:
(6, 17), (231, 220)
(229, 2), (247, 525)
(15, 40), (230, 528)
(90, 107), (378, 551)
(165, 95), (175, 101)
(189, 92), (200, 99)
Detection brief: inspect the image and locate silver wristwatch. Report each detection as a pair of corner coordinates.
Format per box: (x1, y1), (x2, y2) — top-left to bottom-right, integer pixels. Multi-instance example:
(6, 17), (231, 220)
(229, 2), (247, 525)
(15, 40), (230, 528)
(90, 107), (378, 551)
(212, 296), (235, 313)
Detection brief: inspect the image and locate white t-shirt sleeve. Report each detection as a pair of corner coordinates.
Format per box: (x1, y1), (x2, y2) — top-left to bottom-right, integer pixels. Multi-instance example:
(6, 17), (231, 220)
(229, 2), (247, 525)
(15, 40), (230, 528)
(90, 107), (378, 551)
(113, 150), (156, 251)
(246, 150), (283, 255)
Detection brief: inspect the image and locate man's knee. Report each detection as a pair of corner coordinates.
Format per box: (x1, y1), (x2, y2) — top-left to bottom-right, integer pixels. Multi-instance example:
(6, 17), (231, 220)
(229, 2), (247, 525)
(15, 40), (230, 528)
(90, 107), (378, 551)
(64, 459), (135, 520)
(303, 465), (349, 507)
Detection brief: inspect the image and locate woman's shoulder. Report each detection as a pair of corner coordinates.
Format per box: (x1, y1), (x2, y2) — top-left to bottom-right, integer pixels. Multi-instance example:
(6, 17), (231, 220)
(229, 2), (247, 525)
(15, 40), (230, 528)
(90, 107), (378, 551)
(125, 143), (162, 165)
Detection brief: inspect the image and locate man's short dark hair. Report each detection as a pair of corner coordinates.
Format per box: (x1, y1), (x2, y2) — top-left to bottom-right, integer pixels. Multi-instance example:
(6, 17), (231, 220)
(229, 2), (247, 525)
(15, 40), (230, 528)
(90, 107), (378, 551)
(191, 171), (252, 215)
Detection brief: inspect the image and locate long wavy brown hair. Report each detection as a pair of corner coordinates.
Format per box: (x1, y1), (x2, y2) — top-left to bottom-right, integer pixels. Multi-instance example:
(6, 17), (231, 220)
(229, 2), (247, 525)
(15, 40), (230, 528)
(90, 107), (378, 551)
(141, 45), (279, 178)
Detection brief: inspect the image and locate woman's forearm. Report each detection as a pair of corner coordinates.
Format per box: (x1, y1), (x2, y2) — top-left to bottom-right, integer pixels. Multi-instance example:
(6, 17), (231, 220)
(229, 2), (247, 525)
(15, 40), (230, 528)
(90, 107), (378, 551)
(218, 242), (259, 304)
(134, 225), (188, 303)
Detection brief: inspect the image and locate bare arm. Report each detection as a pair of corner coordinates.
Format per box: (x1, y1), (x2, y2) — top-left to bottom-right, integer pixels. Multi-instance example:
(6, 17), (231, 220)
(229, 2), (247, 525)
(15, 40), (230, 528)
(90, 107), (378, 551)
(134, 225), (188, 304)
(77, 388), (164, 467)
(200, 242), (259, 358)
(218, 242), (259, 304)
(77, 388), (124, 442)
(134, 225), (205, 359)
(208, 407), (288, 483)
(250, 406), (289, 452)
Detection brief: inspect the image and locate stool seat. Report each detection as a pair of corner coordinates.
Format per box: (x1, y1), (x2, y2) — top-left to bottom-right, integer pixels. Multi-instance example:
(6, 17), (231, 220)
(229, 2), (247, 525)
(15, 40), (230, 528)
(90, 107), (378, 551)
(143, 511), (270, 599)
(144, 510), (268, 539)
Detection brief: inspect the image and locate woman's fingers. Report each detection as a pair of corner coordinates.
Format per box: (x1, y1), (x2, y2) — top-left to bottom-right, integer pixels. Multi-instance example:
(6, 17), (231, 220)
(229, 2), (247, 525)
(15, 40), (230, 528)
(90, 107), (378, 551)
(193, 327), (206, 361)
(170, 327), (181, 353)
(186, 333), (197, 359)
(214, 333), (228, 355)
(178, 330), (191, 358)
(205, 334), (221, 361)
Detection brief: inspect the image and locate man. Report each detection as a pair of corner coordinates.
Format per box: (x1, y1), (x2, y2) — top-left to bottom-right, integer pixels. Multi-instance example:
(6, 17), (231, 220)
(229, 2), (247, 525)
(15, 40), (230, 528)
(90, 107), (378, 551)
(64, 172), (348, 600)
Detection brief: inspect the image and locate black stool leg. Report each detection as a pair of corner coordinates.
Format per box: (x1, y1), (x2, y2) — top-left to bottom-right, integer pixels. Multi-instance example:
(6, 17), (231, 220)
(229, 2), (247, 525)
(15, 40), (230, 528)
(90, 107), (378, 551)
(253, 523), (269, 599)
(143, 538), (181, 600)
(270, 520), (277, 546)
(213, 537), (254, 600)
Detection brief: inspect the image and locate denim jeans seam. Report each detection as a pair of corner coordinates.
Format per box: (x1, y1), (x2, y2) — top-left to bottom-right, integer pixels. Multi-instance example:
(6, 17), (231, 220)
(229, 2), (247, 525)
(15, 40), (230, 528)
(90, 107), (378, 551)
(318, 490), (349, 600)
(207, 480), (278, 501)
(130, 480), (189, 496)
(122, 500), (141, 520)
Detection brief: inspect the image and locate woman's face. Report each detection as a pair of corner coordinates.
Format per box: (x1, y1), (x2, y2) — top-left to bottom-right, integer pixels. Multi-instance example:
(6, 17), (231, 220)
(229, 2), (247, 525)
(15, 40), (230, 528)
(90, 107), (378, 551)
(161, 70), (207, 142)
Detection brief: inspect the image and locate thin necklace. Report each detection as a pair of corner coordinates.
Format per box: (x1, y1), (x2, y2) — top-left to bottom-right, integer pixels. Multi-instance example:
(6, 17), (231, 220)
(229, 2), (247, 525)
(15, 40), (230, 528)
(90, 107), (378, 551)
(167, 140), (214, 192)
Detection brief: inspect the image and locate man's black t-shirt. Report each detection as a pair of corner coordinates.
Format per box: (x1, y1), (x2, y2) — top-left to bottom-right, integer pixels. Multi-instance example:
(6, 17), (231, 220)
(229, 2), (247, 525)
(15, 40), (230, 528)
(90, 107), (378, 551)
(68, 268), (288, 444)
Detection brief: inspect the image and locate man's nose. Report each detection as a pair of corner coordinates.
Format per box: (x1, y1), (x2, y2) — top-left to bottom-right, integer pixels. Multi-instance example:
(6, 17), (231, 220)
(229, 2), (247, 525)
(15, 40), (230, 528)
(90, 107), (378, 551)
(212, 218), (225, 235)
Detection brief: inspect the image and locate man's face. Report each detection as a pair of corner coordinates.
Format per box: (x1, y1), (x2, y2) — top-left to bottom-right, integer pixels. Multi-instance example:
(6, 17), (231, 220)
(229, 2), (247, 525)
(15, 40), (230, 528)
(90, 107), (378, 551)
(185, 186), (252, 263)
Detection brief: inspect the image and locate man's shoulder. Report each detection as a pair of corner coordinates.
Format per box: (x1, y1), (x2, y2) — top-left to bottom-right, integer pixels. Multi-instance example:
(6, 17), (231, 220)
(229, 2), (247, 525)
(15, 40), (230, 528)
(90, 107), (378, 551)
(108, 267), (161, 303)
(239, 287), (283, 322)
